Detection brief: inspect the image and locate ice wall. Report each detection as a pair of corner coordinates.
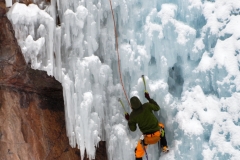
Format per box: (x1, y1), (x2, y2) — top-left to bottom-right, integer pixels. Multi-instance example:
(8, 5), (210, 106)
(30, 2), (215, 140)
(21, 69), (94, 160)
(7, 0), (240, 159)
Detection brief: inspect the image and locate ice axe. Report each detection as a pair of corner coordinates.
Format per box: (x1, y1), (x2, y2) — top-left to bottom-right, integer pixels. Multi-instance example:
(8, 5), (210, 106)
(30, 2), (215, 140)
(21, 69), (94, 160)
(118, 98), (129, 120)
(141, 75), (148, 93)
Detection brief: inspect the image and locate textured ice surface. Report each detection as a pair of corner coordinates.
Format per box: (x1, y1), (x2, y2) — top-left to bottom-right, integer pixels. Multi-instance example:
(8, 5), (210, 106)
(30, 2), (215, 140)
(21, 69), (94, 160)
(7, 0), (240, 159)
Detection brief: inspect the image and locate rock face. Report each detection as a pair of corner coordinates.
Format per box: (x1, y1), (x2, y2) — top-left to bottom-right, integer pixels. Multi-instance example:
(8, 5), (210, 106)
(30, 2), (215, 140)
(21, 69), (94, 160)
(0, 3), (107, 160)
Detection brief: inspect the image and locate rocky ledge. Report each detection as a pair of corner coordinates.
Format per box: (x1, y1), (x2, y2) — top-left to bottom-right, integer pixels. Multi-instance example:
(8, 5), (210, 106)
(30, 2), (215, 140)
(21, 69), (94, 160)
(0, 2), (107, 160)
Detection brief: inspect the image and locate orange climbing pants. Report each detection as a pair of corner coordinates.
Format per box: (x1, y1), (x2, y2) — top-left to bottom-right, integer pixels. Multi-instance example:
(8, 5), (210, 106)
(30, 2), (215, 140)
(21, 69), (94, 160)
(135, 123), (164, 158)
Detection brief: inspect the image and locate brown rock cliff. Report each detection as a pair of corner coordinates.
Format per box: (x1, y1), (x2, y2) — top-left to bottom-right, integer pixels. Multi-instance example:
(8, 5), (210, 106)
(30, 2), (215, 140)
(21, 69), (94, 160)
(0, 2), (107, 160)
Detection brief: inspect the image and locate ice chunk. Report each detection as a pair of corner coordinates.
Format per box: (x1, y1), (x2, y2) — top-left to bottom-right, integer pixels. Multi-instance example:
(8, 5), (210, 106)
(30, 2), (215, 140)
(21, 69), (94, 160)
(5, 0), (12, 7)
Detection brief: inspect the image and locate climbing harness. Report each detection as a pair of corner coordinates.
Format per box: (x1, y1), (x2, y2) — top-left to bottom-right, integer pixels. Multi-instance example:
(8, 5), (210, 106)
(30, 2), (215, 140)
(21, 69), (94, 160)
(108, 0), (131, 108)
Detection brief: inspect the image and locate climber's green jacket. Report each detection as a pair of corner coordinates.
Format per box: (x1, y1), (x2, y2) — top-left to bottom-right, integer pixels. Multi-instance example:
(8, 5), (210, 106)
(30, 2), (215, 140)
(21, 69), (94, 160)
(128, 96), (160, 134)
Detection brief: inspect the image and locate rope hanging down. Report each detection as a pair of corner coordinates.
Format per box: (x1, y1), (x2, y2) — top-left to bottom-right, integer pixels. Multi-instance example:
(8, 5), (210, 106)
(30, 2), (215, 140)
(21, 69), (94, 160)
(108, 0), (131, 108)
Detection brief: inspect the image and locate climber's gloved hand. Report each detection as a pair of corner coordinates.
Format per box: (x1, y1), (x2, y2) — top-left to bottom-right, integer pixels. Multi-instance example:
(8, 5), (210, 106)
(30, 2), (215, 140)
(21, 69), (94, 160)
(145, 92), (151, 101)
(125, 113), (130, 121)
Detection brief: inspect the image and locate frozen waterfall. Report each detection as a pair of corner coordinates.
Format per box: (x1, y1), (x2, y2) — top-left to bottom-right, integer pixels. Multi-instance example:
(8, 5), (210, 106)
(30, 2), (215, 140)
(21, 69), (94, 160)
(6, 0), (240, 159)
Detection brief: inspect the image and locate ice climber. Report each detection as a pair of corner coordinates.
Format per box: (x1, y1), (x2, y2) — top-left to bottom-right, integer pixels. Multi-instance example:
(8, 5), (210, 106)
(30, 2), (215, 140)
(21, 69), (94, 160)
(125, 92), (168, 160)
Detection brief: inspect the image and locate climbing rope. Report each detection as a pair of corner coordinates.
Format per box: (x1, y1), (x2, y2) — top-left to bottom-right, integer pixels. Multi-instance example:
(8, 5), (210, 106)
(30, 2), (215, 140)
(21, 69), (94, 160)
(108, 0), (131, 108)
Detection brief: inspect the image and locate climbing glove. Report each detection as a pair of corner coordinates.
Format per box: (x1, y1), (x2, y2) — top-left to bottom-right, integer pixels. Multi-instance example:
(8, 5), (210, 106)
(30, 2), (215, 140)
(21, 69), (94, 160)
(145, 92), (150, 101)
(125, 113), (130, 121)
